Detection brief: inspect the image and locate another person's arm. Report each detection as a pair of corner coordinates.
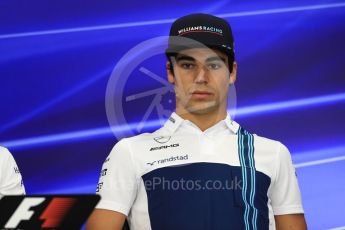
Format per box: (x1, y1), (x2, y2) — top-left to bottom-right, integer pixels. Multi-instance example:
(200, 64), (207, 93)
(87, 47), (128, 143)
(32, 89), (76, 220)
(271, 143), (307, 230)
(86, 139), (138, 229)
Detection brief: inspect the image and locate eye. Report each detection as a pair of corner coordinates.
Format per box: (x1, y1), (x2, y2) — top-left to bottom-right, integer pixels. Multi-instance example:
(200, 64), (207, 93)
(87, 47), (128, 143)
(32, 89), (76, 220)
(207, 63), (221, 70)
(180, 62), (195, 69)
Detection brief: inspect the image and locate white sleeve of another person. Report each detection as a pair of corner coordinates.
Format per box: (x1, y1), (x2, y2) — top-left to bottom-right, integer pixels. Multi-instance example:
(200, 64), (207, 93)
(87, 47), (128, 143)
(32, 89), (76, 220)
(0, 147), (25, 198)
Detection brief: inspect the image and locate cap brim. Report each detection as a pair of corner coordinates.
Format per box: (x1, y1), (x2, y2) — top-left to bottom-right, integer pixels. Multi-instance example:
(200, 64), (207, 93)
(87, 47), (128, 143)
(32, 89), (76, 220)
(165, 36), (233, 57)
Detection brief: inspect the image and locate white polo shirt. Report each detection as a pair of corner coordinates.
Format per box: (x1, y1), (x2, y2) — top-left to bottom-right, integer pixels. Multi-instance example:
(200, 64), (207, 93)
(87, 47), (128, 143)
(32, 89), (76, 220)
(96, 113), (304, 230)
(0, 147), (25, 199)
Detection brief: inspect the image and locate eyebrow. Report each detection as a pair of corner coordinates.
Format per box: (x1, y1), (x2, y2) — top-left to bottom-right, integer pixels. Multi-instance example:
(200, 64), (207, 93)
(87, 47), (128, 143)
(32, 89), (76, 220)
(175, 55), (196, 62)
(205, 56), (226, 63)
(175, 54), (226, 63)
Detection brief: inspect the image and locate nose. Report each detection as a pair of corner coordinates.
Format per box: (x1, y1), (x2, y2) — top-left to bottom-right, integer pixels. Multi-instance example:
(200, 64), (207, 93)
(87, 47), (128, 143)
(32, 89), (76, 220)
(194, 66), (209, 84)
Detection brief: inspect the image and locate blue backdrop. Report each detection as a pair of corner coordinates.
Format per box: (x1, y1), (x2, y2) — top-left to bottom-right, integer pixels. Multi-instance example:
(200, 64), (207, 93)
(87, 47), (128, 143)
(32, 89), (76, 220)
(1, 0), (345, 229)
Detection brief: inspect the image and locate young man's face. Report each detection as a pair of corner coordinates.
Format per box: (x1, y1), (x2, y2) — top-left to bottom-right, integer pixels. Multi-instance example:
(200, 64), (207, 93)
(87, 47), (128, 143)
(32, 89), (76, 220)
(167, 48), (237, 115)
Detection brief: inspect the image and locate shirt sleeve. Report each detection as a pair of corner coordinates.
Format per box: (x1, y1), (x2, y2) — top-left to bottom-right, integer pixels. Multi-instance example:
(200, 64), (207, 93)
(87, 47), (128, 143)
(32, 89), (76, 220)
(95, 138), (139, 216)
(270, 142), (304, 215)
(0, 147), (26, 197)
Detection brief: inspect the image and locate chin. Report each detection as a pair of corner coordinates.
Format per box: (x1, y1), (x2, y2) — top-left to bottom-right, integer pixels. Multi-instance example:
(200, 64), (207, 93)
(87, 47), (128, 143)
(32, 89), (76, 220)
(186, 101), (218, 114)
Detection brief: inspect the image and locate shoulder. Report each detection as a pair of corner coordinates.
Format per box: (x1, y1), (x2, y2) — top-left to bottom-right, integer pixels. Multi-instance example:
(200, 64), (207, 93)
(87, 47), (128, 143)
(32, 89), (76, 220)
(0, 146), (12, 161)
(250, 135), (294, 182)
(109, 130), (167, 154)
(117, 127), (170, 147)
(252, 134), (292, 168)
(0, 146), (16, 174)
(252, 134), (285, 154)
(107, 128), (175, 165)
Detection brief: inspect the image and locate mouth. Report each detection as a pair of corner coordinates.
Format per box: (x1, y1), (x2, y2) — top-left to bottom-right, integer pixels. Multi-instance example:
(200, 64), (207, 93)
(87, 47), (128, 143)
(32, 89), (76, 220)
(190, 90), (213, 99)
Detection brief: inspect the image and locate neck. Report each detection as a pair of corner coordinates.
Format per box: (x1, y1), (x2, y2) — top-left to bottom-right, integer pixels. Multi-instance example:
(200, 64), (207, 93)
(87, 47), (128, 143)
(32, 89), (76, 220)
(175, 107), (227, 131)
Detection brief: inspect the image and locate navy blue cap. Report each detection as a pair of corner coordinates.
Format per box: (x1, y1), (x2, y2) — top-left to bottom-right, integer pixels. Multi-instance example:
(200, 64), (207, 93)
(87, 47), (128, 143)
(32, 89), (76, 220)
(166, 13), (235, 59)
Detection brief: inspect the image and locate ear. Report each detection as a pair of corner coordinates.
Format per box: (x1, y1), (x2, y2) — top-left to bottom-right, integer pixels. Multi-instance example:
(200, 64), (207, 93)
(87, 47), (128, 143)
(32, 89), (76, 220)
(229, 61), (237, 85)
(167, 61), (175, 84)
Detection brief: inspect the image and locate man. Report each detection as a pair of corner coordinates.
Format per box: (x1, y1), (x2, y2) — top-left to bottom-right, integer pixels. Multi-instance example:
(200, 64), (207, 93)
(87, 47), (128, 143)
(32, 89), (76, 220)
(0, 146), (25, 199)
(87, 14), (307, 230)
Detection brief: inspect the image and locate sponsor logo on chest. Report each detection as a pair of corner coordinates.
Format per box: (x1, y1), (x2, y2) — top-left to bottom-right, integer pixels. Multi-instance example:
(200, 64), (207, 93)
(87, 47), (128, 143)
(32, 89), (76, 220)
(150, 143), (179, 151)
(147, 154), (189, 166)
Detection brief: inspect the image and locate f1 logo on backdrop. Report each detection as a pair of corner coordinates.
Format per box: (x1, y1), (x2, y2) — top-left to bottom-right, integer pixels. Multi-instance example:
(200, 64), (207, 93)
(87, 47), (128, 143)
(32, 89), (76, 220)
(0, 195), (100, 229)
